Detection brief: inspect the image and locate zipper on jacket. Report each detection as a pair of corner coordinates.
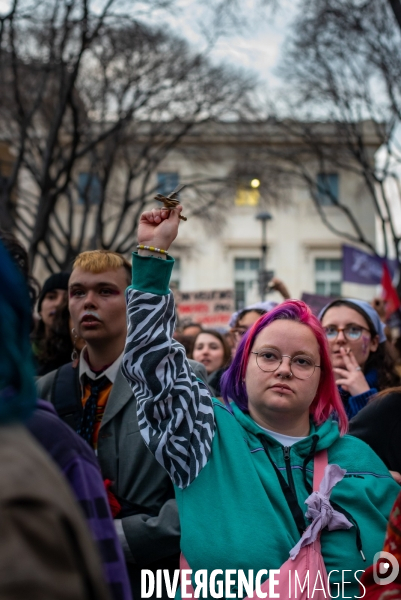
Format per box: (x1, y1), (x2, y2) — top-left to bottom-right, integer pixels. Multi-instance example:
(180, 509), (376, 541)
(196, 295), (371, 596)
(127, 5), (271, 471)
(283, 446), (297, 497)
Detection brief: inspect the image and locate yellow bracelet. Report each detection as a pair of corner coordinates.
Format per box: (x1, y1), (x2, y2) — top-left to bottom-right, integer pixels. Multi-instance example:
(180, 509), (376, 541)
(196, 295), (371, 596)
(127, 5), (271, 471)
(137, 244), (169, 255)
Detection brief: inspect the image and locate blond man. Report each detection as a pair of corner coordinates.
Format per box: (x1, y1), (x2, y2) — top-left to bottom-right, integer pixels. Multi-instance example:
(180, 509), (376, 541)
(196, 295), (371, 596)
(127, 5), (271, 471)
(37, 250), (193, 599)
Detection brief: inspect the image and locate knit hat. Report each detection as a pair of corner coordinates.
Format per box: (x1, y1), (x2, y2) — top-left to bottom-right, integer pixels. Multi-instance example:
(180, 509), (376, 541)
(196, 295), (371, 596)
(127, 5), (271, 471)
(318, 298), (387, 343)
(38, 272), (70, 313)
(229, 300), (278, 328)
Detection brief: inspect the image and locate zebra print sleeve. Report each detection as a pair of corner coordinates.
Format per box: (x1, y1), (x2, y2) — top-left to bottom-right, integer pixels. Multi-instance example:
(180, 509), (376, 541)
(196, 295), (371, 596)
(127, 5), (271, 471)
(121, 287), (216, 489)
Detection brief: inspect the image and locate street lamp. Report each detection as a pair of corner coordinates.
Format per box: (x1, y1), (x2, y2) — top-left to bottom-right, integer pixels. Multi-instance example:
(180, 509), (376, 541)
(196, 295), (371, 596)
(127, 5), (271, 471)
(255, 211), (273, 301)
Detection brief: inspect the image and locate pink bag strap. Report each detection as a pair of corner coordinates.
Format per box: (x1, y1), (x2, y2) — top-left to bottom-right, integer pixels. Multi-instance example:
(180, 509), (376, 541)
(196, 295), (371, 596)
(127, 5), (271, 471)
(180, 553), (190, 573)
(313, 449), (328, 492)
(180, 552), (189, 571)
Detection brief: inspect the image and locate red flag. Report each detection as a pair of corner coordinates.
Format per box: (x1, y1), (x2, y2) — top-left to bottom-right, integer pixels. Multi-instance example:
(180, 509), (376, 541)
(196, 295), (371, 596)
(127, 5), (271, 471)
(381, 262), (401, 318)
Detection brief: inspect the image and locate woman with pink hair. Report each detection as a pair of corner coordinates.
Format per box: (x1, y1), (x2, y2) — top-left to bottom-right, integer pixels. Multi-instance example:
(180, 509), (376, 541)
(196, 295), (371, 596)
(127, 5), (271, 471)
(122, 205), (399, 600)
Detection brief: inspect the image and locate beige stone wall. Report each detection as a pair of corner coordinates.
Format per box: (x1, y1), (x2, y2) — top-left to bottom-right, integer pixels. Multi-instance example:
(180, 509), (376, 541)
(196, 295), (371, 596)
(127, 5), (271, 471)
(9, 123), (380, 305)
(144, 145), (378, 305)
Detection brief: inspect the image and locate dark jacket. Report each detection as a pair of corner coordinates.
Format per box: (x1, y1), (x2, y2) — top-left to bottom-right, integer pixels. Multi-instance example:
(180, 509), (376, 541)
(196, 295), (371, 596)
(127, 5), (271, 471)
(36, 365), (181, 563)
(207, 367), (227, 397)
(349, 390), (401, 473)
(27, 399), (132, 600)
(36, 362), (182, 598)
(0, 424), (111, 600)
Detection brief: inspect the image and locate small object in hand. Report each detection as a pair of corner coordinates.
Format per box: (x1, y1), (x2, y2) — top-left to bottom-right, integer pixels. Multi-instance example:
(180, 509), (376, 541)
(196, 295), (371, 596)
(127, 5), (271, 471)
(154, 184), (187, 221)
(355, 366), (362, 371)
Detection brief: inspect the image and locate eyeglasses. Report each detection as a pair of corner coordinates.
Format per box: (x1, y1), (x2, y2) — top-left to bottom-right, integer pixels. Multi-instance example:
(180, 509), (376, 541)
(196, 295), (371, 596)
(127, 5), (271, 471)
(251, 348), (321, 380)
(324, 325), (371, 342)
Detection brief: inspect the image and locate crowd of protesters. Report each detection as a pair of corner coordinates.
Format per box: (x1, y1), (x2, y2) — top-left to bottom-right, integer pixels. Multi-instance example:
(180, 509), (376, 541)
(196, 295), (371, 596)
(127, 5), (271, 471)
(1, 210), (401, 599)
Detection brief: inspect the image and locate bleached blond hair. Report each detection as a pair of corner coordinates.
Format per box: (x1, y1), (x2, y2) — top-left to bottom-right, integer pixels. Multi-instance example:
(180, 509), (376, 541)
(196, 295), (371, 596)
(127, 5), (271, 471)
(73, 250), (131, 285)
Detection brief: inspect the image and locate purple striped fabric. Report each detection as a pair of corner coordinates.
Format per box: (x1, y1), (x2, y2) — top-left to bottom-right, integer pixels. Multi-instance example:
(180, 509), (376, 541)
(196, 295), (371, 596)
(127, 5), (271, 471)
(27, 400), (132, 600)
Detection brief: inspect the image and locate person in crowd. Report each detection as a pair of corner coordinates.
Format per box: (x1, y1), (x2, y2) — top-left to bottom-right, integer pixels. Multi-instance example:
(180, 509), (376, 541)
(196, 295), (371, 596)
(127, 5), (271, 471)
(2, 233), (132, 598)
(57, 299), (86, 360)
(371, 297), (387, 322)
(192, 329), (231, 396)
(349, 387), (401, 481)
(121, 205), (399, 599)
(182, 322), (203, 337)
(35, 298), (75, 375)
(0, 229), (39, 315)
(229, 300), (278, 353)
(173, 332), (196, 359)
(224, 328), (236, 355)
(174, 323), (203, 359)
(228, 277), (290, 353)
(0, 239), (111, 600)
(26, 398), (133, 600)
(319, 298), (401, 419)
(0, 232), (83, 373)
(32, 271), (71, 375)
(173, 333), (209, 383)
(36, 249), (205, 599)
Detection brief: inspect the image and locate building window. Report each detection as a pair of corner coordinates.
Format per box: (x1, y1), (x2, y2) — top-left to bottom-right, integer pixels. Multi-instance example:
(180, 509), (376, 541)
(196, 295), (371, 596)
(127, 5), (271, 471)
(170, 257), (181, 290)
(157, 172), (179, 197)
(315, 258), (342, 296)
(78, 172), (102, 205)
(235, 177), (260, 206)
(234, 257), (260, 310)
(316, 173), (339, 205)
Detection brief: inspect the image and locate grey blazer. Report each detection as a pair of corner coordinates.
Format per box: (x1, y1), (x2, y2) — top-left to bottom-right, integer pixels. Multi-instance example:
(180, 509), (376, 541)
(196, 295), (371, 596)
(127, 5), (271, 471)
(36, 358), (208, 566)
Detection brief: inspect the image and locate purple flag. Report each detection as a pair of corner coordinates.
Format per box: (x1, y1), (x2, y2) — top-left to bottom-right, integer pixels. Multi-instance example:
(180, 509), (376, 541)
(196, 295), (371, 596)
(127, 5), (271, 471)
(342, 245), (397, 285)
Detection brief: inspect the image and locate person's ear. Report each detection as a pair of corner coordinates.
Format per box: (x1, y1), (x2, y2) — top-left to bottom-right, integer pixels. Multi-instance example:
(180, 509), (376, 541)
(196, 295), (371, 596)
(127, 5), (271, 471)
(369, 334), (380, 353)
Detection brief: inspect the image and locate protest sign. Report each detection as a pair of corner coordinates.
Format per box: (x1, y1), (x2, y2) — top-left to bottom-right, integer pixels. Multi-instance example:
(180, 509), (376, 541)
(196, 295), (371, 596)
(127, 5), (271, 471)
(176, 289), (234, 328)
(301, 293), (334, 316)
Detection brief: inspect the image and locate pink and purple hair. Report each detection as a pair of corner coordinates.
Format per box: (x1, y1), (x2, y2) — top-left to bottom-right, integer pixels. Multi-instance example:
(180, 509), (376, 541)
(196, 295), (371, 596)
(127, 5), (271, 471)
(221, 299), (348, 435)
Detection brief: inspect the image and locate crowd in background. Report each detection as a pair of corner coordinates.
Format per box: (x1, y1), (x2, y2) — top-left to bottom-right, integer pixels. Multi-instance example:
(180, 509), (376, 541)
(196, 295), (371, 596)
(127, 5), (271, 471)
(1, 222), (401, 599)
(176, 296), (401, 483)
(176, 296), (401, 485)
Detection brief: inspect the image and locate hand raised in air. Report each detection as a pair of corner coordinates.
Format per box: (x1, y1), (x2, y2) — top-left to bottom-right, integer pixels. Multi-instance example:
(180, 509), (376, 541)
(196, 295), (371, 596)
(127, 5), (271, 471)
(138, 206), (182, 254)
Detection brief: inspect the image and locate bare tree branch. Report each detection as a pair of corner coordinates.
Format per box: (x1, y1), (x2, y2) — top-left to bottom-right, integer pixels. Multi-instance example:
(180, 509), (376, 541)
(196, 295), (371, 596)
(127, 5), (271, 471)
(269, 0), (401, 276)
(0, 0), (255, 274)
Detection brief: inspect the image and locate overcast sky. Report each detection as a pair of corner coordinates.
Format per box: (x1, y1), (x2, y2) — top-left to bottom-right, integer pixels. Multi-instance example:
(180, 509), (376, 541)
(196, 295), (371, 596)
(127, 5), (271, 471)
(0, 0), (296, 91)
(157, 0), (297, 91)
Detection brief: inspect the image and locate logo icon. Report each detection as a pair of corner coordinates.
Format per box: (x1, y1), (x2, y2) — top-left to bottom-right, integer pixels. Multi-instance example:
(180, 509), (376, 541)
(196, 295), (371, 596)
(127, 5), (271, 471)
(373, 551), (399, 585)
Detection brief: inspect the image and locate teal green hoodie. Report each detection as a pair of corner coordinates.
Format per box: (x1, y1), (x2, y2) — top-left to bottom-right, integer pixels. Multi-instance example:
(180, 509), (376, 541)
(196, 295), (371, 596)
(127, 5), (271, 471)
(126, 252), (399, 599)
(175, 401), (399, 599)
